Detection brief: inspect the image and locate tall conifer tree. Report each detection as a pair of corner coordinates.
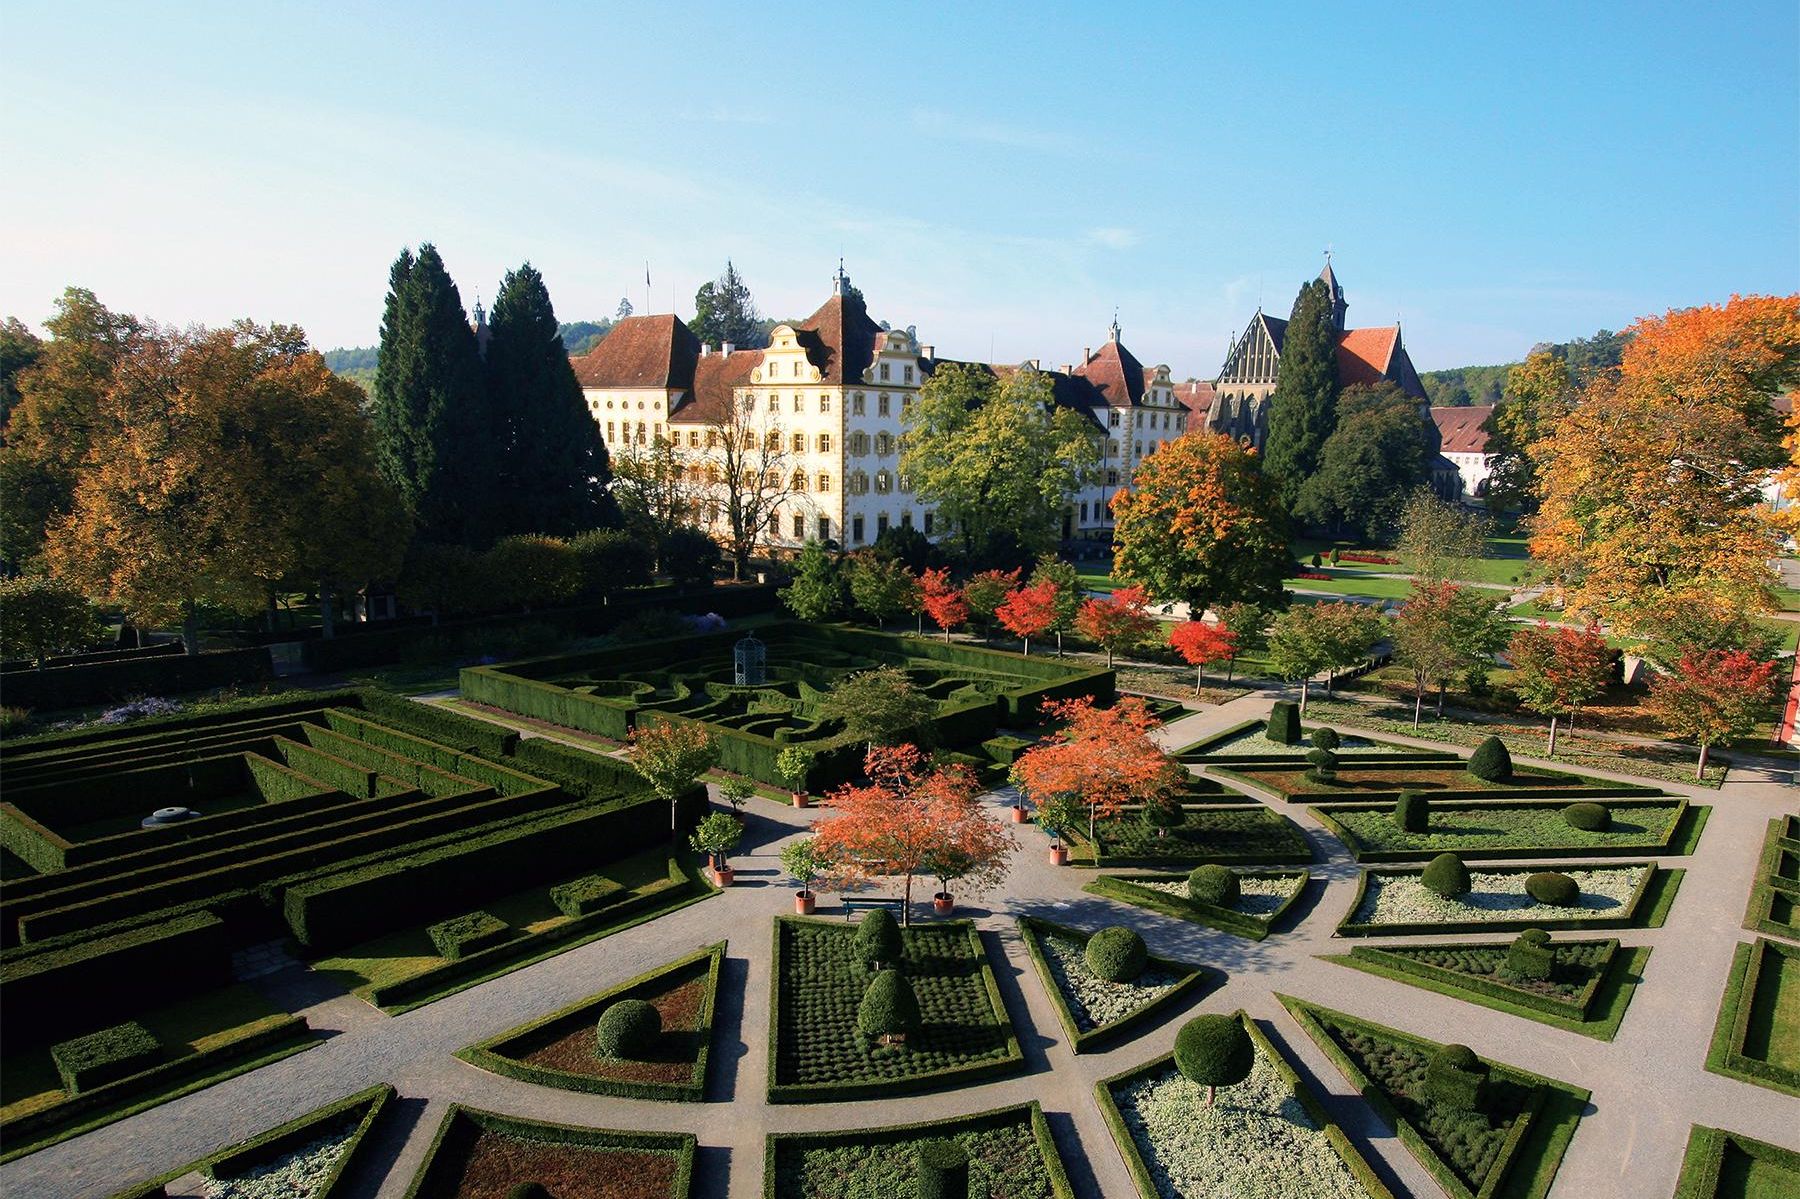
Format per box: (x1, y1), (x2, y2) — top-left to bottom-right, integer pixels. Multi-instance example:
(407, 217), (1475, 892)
(372, 244), (494, 546)
(485, 263), (617, 536)
(1261, 278), (1340, 508)
(692, 261), (765, 349)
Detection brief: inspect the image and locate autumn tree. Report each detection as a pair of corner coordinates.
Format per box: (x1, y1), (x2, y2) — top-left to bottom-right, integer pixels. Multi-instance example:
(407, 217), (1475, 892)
(1168, 620), (1236, 694)
(920, 567), (968, 640)
(1075, 585), (1158, 667)
(0, 315), (43, 430)
(1389, 583), (1510, 725)
(818, 665), (936, 750)
(1643, 649), (1782, 779)
(0, 575), (104, 668)
(1110, 430), (1287, 616)
(814, 744), (1012, 925)
(901, 363), (1101, 561)
(961, 568), (1020, 641)
(1012, 696), (1184, 846)
(1312, 600), (1385, 693)
(630, 719), (718, 838)
(1262, 277), (1341, 508)
(1771, 403), (1800, 538)
(1483, 350), (1574, 514)
(1214, 601), (1270, 682)
(997, 579), (1059, 656)
(1028, 555), (1084, 656)
(1294, 384), (1430, 539)
(1396, 490), (1491, 586)
(780, 539), (843, 621)
(1506, 623), (1614, 756)
(846, 553), (919, 627)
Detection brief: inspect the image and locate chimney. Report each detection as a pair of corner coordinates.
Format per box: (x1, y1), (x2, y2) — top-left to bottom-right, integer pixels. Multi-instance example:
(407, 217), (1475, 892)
(1062, 363), (1073, 375)
(722, 341), (734, 355)
(701, 343), (712, 357)
(1083, 346), (1091, 363)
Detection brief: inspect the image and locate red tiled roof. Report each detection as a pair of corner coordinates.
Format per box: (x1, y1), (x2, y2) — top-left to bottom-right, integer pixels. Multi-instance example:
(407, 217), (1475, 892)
(794, 293), (883, 385)
(1432, 405), (1493, 454)
(1074, 338), (1147, 408)
(669, 348), (764, 426)
(1336, 326), (1400, 389)
(572, 315), (699, 390)
(1174, 379), (1216, 417)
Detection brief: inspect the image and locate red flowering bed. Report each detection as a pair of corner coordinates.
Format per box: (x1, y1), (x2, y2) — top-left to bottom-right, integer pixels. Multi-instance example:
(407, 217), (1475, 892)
(1336, 553), (1399, 565)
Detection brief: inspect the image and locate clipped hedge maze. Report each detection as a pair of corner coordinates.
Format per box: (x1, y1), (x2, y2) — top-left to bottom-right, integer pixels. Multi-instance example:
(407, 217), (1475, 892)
(1743, 814), (1800, 940)
(460, 620), (1113, 790)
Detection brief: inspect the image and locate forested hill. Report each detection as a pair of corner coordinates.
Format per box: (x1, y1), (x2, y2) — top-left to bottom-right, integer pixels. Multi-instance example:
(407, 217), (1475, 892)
(1419, 328), (1629, 407)
(322, 320), (615, 392)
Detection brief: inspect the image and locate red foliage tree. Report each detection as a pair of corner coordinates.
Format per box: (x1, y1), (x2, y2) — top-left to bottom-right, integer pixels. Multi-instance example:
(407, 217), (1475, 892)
(919, 567), (968, 641)
(1506, 623), (1614, 756)
(1168, 620), (1237, 694)
(1012, 696), (1185, 846)
(997, 580), (1059, 656)
(961, 567), (1020, 642)
(1644, 648), (1782, 779)
(813, 744), (1013, 924)
(1075, 585), (1159, 667)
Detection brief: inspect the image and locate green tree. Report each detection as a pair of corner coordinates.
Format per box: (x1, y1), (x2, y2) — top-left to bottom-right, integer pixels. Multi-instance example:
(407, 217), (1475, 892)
(0, 575), (104, 667)
(845, 553), (918, 627)
(961, 568), (1019, 640)
(0, 316), (44, 431)
(818, 665), (935, 749)
(1214, 601), (1271, 681)
(1483, 350), (1572, 514)
(780, 540), (843, 621)
(1312, 600), (1384, 693)
(1265, 605), (1331, 715)
(481, 535), (583, 610)
(570, 528), (653, 599)
(1293, 384), (1429, 539)
(901, 363), (1100, 561)
(371, 244), (496, 547)
(1396, 489), (1491, 585)
(484, 263), (616, 537)
(1028, 554), (1084, 657)
(691, 261), (765, 349)
(611, 436), (702, 570)
(1261, 278), (1340, 507)
(660, 526), (718, 587)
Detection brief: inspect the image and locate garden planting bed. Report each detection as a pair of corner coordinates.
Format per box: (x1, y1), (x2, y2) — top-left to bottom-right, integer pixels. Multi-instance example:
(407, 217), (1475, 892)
(1212, 761), (1646, 803)
(1742, 815), (1800, 941)
(763, 1101), (1072, 1199)
(1324, 939), (1651, 1039)
(1060, 805), (1312, 868)
(1337, 863), (1676, 936)
(457, 943), (723, 1101)
(1281, 996), (1590, 1199)
(1016, 917), (1213, 1052)
(1672, 1125), (1800, 1198)
(1096, 1012), (1395, 1199)
(1085, 870), (1311, 941)
(1173, 717), (1446, 765)
(1307, 797), (1698, 862)
(1705, 936), (1800, 1097)
(402, 1106), (694, 1199)
(767, 916), (1021, 1103)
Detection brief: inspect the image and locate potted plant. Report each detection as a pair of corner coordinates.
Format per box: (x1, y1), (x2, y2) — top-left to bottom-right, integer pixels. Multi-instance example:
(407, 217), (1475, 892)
(775, 746), (815, 808)
(922, 845), (976, 915)
(779, 835), (831, 915)
(718, 776), (755, 818)
(1039, 793), (1082, 866)
(1006, 765), (1031, 823)
(689, 811), (744, 886)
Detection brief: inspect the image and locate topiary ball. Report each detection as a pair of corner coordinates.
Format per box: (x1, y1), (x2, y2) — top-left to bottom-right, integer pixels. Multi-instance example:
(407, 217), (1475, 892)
(1563, 802), (1610, 832)
(1394, 790), (1430, 833)
(1187, 864), (1241, 908)
(595, 999), (661, 1059)
(507, 1185), (551, 1199)
(1311, 726), (1341, 752)
(858, 967), (920, 1039)
(1467, 735), (1512, 782)
(1266, 701), (1301, 745)
(1424, 1043), (1489, 1111)
(1526, 871), (1580, 907)
(1305, 746), (1338, 784)
(1517, 927), (1551, 946)
(916, 1138), (970, 1199)
(1173, 1013), (1254, 1091)
(1084, 927), (1148, 982)
(1421, 852), (1472, 898)
(856, 908), (903, 968)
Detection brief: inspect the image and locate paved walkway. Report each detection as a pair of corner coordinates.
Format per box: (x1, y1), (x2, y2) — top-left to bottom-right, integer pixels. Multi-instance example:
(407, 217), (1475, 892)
(6, 691), (1797, 1199)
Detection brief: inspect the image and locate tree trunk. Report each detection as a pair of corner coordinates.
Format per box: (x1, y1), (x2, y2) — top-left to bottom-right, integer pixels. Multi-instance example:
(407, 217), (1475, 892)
(182, 607), (200, 656)
(1695, 742), (1709, 780)
(1325, 668), (1334, 695)
(1298, 678), (1309, 717)
(1226, 656), (1236, 683)
(1106, 648), (1115, 668)
(1056, 630), (1064, 658)
(670, 795), (680, 841)
(1435, 685), (1446, 717)
(1088, 803), (1097, 849)
(1546, 716), (1558, 758)
(1206, 1084), (1216, 1106)
(320, 581), (335, 640)
(1195, 664), (1204, 696)
(1022, 637), (1029, 657)
(1413, 688), (1423, 729)
(902, 873), (913, 927)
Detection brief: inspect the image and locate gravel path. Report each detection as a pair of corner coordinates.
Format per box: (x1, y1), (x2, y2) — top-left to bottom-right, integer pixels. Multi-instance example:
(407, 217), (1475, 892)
(5, 693), (1796, 1199)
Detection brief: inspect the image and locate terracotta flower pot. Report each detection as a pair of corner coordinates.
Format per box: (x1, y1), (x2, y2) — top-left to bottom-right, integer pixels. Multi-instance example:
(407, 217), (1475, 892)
(792, 791), (810, 808)
(932, 892), (955, 915)
(711, 865), (735, 887)
(1010, 806), (1029, 824)
(1048, 845), (1069, 866)
(795, 890), (815, 915)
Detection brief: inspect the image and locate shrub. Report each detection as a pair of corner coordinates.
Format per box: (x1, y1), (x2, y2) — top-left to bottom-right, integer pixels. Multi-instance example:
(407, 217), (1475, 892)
(0, 705), (31, 736)
(508, 1185), (552, 1199)
(1305, 746), (1338, 783)
(1141, 790), (1185, 835)
(570, 527), (654, 597)
(1467, 735), (1512, 782)
(1421, 852), (1471, 898)
(1084, 927), (1147, 982)
(595, 998), (662, 1058)
(1187, 864), (1241, 908)
(857, 968), (920, 1039)
(1503, 928), (1555, 982)
(1563, 801), (1610, 832)
(1423, 1043), (1488, 1111)
(856, 908), (903, 969)
(1266, 701), (1301, 745)
(1394, 790), (1429, 833)
(50, 1021), (162, 1093)
(549, 874), (624, 918)
(917, 1138), (970, 1199)
(1310, 553), (1323, 568)
(425, 911), (511, 961)
(1173, 1014), (1254, 1103)
(1527, 871), (1581, 907)
(1310, 725), (1340, 751)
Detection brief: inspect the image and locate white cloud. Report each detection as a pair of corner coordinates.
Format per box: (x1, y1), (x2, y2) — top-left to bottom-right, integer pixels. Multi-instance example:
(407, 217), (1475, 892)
(1086, 227), (1141, 250)
(907, 107), (1073, 153)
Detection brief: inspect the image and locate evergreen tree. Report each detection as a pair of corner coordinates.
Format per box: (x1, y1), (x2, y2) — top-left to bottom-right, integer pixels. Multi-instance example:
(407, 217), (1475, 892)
(371, 244), (495, 546)
(692, 261), (765, 349)
(779, 540), (843, 621)
(484, 263), (616, 537)
(616, 297), (634, 320)
(1293, 383), (1430, 540)
(1261, 278), (1340, 508)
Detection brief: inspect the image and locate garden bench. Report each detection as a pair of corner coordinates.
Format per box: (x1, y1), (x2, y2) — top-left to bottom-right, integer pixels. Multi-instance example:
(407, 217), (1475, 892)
(840, 896), (906, 921)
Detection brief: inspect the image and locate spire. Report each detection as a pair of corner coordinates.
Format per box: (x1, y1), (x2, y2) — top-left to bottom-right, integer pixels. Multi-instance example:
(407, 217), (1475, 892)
(832, 258), (850, 296)
(471, 295), (490, 359)
(1109, 309), (1121, 342)
(1319, 250), (1347, 332)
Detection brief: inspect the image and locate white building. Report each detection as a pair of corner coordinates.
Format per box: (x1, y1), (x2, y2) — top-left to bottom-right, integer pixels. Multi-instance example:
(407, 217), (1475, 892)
(1431, 405), (1495, 505)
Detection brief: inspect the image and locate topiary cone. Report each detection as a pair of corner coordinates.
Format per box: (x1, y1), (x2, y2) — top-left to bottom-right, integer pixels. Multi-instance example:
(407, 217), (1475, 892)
(916, 1138), (970, 1199)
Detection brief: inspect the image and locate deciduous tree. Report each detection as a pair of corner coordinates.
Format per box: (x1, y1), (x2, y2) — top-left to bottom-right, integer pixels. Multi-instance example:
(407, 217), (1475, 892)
(1168, 620), (1236, 694)
(630, 719), (718, 838)
(1265, 605), (1332, 715)
(1214, 601), (1270, 682)
(700, 390), (799, 580)
(780, 539), (843, 621)
(996, 579), (1059, 656)
(0, 575), (104, 668)
(1396, 489), (1491, 586)
(1643, 648), (1782, 778)
(818, 665), (935, 749)
(845, 553), (919, 627)
(1012, 696), (1184, 846)
(1506, 623), (1613, 756)
(961, 568), (1019, 641)
(1028, 555), (1084, 657)
(919, 567), (968, 640)
(1312, 600), (1385, 693)
(1075, 585), (1158, 667)
(612, 436), (703, 570)
(1484, 350), (1573, 514)
(1390, 583), (1509, 724)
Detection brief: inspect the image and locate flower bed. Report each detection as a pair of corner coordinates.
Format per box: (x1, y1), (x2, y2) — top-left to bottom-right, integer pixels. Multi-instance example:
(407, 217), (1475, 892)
(1705, 937), (1800, 1097)
(1096, 1012), (1394, 1199)
(1016, 918), (1212, 1052)
(1084, 870), (1310, 941)
(1339, 864), (1660, 936)
(1310, 798), (1694, 861)
(1672, 1125), (1800, 1199)
(767, 917), (1021, 1103)
(763, 1101), (1072, 1198)
(457, 944), (723, 1101)
(401, 1106), (694, 1199)
(1062, 806), (1312, 868)
(1281, 996), (1590, 1199)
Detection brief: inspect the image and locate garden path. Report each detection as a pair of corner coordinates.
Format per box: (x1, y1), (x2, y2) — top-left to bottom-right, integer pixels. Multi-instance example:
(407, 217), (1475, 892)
(4, 693), (1795, 1199)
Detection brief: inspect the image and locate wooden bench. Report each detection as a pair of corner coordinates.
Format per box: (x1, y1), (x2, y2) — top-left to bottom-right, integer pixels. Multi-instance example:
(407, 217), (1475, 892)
(840, 896), (906, 921)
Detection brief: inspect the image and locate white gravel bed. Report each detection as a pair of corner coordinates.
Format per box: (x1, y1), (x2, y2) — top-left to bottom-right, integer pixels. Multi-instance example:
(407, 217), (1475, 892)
(1350, 866), (1648, 926)
(204, 1125), (357, 1199)
(1203, 729), (1385, 756)
(1039, 930), (1184, 1030)
(1137, 873), (1305, 916)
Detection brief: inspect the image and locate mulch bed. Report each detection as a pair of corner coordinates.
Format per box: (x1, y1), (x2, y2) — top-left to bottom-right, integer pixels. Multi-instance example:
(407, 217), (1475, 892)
(518, 974), (705, 1085)
(444, 1132), (680, 1199)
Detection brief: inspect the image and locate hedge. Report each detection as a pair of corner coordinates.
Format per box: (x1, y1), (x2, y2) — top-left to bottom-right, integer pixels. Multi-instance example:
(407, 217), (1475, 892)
(6, 754), (250, 837)
(1306, 797), (1694, 863)
(203, 1083), (393, 1194)
(400, 1105), (697, 1199)
(1672, 1126), (1800, 1199)
(1742, 817), (1800, 939)
(457, 943), (725, 1101)
(1345, 940), (1618, 1022)
(1083, 871), (1312, 941)
(1336, 863), (1666, 937)
(1, 639), (183, 674)
(1705, 937), (1800, 1097)
(356, 689), (518, 756)
(51, 1020), (163, 1092)
(427, 910), (512, 960)
(0, 689), (361, 757)
(550, 874), (625, 917)
(1, 646), (274, 712)
(1015, 917), (1213, 1052)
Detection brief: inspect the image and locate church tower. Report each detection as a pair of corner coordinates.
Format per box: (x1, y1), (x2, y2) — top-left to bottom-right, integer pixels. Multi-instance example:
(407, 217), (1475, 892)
(1320, 256), (1348, 332)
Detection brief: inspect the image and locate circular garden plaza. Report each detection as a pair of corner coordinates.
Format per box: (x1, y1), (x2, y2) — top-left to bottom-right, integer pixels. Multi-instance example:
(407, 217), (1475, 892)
(1, 620), (1795, 1199)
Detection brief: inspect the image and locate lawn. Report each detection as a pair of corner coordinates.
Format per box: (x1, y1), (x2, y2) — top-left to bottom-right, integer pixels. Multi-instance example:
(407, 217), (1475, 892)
(1672, 1126), (1800, 1199)
(764, 1103), (1071, 1199)
(1706, 938), (1800, 1097)
(1312, 799), (1696, 861)
(768, 917), (1020, 1102)
(1061, 805), (1312, 867)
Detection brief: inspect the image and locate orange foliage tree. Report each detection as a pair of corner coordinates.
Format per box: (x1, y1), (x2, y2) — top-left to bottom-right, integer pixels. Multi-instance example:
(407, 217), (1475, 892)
(813, 745), (1013, 925)
(919, 567), (968, 641)
(1506, 623), (1614, 757)
(1168, 620), (1236, 694)
(996, 579), (1059, 656)
(1644, 649), (1783, 779)
(961, 567), (1020, 641)
(1012, 696), (1185, 846)
(1075, 585), (1159, 667)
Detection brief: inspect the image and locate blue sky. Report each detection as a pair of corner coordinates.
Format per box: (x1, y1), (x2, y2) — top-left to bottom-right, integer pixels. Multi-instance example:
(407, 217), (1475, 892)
(3, 2), (1795, 374)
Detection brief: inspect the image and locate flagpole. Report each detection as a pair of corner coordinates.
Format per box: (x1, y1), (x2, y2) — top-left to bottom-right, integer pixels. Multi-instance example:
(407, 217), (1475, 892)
(644, 262), (650, 315)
